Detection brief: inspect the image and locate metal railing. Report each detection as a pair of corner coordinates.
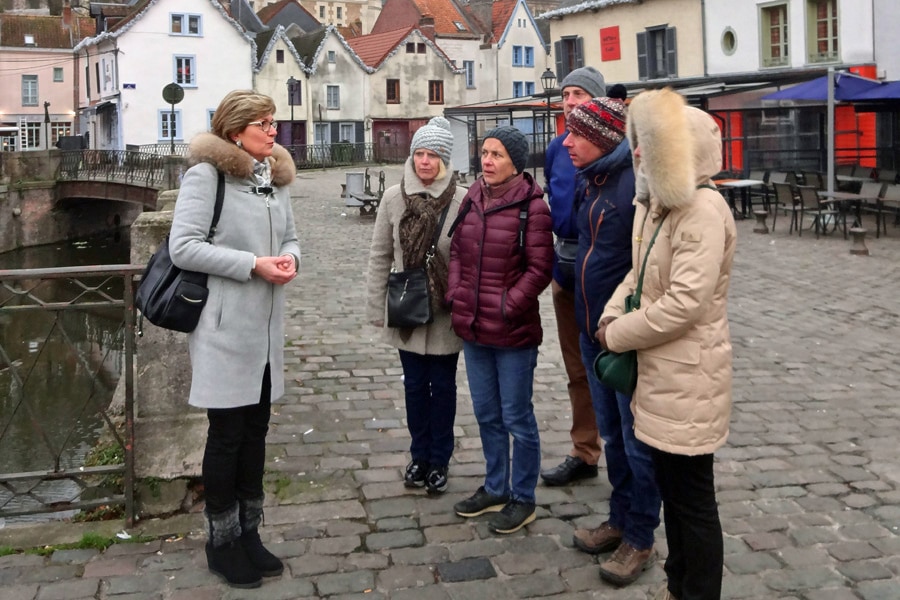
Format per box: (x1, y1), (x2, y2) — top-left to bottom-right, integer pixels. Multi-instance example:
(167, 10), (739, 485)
(283, 142), (408, 169)
(57, 149), (170, 188)
(136, 143), (189, 156)
(0, 265), (141, 526)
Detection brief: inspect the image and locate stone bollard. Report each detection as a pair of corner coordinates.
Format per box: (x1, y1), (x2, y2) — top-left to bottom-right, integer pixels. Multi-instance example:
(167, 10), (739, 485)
(129, 194), (206, 518)
(849, 227), (869, 256)
(753, 210), (769, 234)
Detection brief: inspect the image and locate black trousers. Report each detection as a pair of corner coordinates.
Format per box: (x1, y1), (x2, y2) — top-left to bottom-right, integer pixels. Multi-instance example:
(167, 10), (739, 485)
(203, 364), (272, 514)
(651, 449), (723, 600)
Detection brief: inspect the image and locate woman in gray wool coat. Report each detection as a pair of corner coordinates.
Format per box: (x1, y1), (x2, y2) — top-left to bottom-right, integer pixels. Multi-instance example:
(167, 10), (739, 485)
(365, 116), (465, 495)
(168, 90), (299, 589)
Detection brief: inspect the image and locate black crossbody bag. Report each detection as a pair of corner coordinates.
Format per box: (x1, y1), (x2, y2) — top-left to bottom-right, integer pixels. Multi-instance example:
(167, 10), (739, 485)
(136, 171), (225, 335)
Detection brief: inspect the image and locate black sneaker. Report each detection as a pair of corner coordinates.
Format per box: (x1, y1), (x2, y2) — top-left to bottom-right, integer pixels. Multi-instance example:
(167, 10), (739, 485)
(425, 465), (448, 495)
(404, 460), (429, 488)
(540, 456), (599, 486)
(453, 486), (509, 517)
(488, 500), (536, 534)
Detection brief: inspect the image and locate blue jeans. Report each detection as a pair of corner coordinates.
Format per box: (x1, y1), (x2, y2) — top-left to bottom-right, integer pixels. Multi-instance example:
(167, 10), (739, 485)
(463, 341), (541, 503)
(580, 334), (661, 550)
(398, 349), (460, 467)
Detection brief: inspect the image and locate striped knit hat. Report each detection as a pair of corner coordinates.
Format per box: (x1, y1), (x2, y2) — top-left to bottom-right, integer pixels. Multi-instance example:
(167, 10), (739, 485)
(566, 97), (627, 156)
(410, 116), (454, 165)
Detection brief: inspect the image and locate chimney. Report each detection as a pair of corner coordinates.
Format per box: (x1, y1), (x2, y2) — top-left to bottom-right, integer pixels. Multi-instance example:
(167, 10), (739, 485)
(63, 1), (73, 28)
(419, 15), (435, 41)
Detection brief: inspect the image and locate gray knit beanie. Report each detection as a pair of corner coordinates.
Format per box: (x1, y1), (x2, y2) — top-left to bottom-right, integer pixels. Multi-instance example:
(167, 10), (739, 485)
(410, 116), (453, 165)
(484, 126), (529, 174)
(560, 66), (607, 98)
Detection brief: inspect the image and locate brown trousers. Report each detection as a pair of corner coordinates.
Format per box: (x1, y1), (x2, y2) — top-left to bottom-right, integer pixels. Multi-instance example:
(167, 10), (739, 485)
(551, 279), (602, 465)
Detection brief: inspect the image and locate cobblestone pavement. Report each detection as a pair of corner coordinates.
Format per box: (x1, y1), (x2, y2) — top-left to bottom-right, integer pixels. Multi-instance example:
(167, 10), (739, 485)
(2, 165), (900, 599)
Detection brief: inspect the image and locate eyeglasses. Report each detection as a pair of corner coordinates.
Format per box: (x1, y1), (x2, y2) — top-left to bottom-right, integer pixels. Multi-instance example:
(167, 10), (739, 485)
(248, 119), (278, 133)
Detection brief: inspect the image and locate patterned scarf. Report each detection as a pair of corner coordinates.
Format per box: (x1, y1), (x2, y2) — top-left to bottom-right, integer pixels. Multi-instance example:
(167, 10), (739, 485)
(252, 158), (272, 187)
(396, 174), (457, 337)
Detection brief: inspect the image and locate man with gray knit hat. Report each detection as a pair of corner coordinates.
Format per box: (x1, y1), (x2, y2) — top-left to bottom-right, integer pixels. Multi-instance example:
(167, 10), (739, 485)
(541, 66), (607, 487)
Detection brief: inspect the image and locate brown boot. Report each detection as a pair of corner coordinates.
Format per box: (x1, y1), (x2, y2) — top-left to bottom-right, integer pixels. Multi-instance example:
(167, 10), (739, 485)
(572, 521), (622, 554)
(598, 542), (657, 585)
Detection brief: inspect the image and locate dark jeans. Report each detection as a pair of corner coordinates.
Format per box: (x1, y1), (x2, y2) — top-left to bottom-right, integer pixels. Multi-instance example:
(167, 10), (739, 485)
(203, 364), (272, 514)
(580, 334), (660, 550)
(398, 349), (459, 467)
(651, 449), (723, 600)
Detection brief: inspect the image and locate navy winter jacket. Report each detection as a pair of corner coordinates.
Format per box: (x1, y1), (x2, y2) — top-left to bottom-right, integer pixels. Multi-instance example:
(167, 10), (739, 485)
(544, 133), (578, 288)
(574, 140), (636, 339)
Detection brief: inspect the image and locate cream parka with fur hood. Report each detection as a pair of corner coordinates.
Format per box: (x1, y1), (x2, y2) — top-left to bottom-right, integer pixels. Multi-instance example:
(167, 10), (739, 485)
(169, 133), (300, 409)
(600, 89), (737, 456)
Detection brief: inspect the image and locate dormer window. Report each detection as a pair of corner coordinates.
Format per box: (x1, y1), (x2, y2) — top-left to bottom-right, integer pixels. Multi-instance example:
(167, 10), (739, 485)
(24, 34), (35, 46)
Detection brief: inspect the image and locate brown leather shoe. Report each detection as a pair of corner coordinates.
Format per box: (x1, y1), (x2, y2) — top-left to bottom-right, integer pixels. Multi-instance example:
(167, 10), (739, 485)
(598, 542), (657, 586)
(572, 521), (622, 554)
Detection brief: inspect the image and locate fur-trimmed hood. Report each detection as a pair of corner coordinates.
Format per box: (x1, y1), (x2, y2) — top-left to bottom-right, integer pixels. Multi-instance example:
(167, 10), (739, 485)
(185, 132), (296, 187)
(626, 88), (722, 210)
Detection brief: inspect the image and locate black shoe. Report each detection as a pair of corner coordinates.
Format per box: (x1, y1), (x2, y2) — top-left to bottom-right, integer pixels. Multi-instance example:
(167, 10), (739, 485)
(425, 465), (448, 495)
(488, 500), (536, 534)
(241, 530), (284, 577)
(540, 456), (598, 486)
(206, 540), (262, 589)
(454, 486), (510, 517)
(404, 459), (429, 488)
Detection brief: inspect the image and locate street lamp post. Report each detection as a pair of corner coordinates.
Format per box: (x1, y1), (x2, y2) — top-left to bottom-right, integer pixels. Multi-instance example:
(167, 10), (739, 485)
(43, 101), (51, 150)
(539, 68), (557, 156)
(286, 76), (298, 144)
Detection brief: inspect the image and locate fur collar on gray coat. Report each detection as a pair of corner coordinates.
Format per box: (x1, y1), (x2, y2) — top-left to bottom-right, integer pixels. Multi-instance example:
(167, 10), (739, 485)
(186, 132), (296, 187)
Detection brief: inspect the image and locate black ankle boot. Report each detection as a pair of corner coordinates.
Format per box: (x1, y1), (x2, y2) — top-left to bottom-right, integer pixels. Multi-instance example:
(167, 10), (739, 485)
(205, 540), (262, 589)
(241, 529), (284, 577)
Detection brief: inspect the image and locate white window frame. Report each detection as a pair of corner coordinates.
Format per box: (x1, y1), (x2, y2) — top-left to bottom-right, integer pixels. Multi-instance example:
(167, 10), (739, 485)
(53, 67), (64, 82)
(50, 122), (71, 146)
(22, 74), (38, 106)
(464, 60), (475, 88)
(327, 50), (336, 63)
(170, 13), (202, 36)
(314, 122), (329, 145)
(174, 55), (197, 87)
(23, 121), (41, 148)
(339, 122), (354, 143)
(158, 109), (183, 142)
(326, 85), (340, 109)
(760, 3), (789, 68)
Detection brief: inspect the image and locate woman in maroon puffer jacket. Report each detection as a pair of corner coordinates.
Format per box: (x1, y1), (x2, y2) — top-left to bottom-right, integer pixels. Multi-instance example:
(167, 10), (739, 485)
(446, 126), (553, 535)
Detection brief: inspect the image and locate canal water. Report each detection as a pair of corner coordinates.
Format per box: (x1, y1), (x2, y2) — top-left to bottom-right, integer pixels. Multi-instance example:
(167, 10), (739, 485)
(0, 229), (131, 525)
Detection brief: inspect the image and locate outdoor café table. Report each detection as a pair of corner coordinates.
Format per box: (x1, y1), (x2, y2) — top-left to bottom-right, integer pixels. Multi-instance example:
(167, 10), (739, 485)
(715, 179), (767, 219)
(817, 189), (882, 233)
(835, 174), (873, 184)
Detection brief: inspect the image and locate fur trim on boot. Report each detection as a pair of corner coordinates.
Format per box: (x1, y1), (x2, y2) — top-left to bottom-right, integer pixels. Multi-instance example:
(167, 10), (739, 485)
(239, 496), (284, 577)
(205, 505), (261, 588)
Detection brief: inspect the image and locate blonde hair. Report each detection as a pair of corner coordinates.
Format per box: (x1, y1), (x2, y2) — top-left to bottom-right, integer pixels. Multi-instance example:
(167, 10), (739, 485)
(211, 90), (276, 141)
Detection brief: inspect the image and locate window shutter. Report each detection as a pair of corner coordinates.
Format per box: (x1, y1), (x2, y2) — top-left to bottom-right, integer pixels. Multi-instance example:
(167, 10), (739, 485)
(665, 27), (678, 77)
(554, 41), (564, 79)
(330, 122), (339, 143)
(575, 37), (584, 68)
(355, 121), (364, 142)
(636, 32), (648, 80)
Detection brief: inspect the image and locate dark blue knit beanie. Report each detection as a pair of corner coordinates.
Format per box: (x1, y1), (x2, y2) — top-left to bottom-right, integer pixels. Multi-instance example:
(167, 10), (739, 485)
(484, 126), (529, 173)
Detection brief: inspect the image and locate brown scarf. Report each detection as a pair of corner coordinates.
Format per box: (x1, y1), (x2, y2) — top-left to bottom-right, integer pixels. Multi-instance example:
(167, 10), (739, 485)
(397, 174), (456, 338)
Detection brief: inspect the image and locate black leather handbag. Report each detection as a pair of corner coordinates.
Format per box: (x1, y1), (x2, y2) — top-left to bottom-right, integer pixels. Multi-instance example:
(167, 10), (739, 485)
(136, 171), (225, 335)
(385, 204), (450, 329)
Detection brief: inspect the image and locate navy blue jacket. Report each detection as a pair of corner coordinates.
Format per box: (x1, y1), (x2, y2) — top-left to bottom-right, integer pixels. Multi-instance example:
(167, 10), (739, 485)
(574, 139), (636, 338)
(543, 132), (578, 289)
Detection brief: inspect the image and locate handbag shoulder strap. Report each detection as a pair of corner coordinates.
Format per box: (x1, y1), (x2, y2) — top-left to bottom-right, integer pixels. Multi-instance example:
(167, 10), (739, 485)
(633, 211), (667, 307)
(425, 203), (452, 262)
(206, 170), (226, 242)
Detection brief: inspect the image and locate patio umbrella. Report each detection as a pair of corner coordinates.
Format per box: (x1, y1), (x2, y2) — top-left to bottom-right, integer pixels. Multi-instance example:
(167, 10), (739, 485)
(761, 72), (881, 102)
(851, 80), (900, 101)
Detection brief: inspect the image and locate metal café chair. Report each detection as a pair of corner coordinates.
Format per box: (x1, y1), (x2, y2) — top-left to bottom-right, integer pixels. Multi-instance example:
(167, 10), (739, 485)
(796, 185), (842, 239)
(772, 181), (799, 233)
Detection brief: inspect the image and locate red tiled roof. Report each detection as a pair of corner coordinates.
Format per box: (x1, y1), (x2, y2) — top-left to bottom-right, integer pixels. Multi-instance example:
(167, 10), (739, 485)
(346, 27), (415, 68)
(410, 0), (474, 36)
(0, 14), (96, 48)
(491, 0), (517, 43)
